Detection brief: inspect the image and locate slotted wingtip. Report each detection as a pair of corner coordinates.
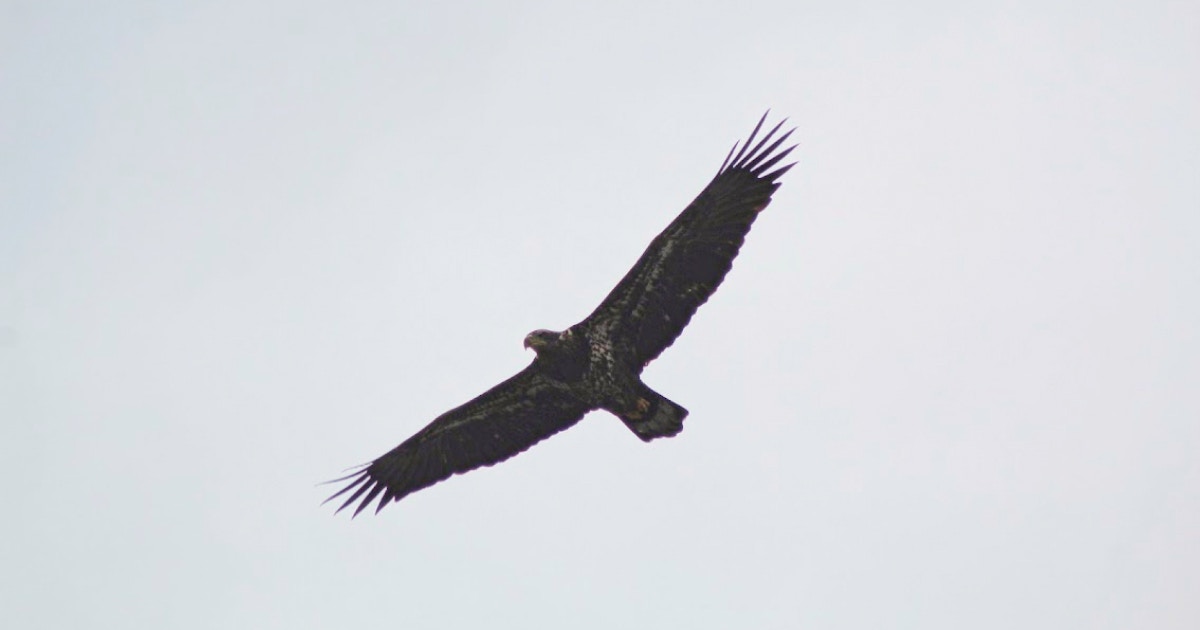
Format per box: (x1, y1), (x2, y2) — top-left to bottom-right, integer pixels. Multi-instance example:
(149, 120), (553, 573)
(319, 463), (379, 518)
(718, 111), (798, 178)
(320, 462), (372, 486)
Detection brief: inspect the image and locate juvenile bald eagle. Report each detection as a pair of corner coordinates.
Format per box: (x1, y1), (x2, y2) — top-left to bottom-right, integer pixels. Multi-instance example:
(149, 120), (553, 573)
(327, 114), (796, 515)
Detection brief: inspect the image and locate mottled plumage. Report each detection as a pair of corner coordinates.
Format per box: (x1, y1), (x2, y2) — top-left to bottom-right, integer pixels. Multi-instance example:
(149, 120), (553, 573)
(327, 113), (795, 515)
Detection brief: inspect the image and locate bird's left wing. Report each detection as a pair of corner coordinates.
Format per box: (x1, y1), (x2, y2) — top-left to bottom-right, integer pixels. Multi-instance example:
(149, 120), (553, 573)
(582, 113), (796, 368)
(326, 364), (591, 516)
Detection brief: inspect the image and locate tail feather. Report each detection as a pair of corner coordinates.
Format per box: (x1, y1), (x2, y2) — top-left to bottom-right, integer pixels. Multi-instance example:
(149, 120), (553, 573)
(618, 387), (689, 442)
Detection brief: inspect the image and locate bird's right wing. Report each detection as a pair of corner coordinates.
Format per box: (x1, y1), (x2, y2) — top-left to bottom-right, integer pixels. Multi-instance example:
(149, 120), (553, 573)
(326, 364), (592, 516)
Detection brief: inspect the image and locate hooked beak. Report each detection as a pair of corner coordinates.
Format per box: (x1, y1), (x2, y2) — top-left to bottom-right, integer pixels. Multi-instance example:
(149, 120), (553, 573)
(524, 334), (543, 350)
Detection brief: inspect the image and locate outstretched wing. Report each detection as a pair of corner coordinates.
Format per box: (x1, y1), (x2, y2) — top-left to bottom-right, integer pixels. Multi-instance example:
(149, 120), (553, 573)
(326, 364), (591, 516)
(582, 113), (796, 368)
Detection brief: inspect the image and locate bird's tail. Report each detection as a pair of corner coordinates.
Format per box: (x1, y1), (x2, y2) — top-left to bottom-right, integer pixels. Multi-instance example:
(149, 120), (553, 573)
(617, 384), (689, 442)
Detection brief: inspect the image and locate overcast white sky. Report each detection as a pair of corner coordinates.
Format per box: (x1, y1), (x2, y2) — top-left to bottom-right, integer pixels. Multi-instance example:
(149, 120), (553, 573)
(3, 1), (1198, 628)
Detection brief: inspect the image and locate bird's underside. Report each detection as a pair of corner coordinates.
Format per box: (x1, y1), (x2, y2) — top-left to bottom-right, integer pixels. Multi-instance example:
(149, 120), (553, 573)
(327, 113), (795, 516)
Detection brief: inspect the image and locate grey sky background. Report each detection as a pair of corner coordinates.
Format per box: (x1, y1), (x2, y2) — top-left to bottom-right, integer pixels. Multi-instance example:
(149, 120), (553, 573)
(3, 1), (1197, 628)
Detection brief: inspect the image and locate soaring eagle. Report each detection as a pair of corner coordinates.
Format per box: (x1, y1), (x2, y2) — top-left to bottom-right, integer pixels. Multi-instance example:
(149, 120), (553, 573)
(328, 114), (795, 515)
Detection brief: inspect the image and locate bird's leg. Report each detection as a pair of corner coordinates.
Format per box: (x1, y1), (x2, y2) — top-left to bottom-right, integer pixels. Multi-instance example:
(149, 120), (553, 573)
(624, 396), (652, 420)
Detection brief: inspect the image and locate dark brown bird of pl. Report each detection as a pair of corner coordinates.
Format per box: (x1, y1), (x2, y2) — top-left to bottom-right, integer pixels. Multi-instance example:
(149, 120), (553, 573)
(327, 113), (796, 516)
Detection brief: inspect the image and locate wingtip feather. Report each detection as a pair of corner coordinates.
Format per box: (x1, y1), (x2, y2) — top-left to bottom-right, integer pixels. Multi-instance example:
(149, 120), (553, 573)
(762, 161), (797, 182)
(719, 113), (797, 178)
(352, 483), (386, 517)
(727, 113), (769, 170)
(717, 141), (739, 174)
(332, 474), (374, 514)
(735, 118), (787, 170)
(752, 144), (797, 178)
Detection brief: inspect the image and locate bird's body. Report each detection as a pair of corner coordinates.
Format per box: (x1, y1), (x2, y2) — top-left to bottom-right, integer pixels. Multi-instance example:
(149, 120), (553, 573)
(328, 114), (796, 515)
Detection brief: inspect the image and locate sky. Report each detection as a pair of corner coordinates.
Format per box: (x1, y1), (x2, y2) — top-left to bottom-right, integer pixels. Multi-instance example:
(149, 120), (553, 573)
(2, 1), (1198, 628)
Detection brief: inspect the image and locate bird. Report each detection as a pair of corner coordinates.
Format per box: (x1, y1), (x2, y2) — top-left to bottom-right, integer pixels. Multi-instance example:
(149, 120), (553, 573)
(326, 113), (796, 516)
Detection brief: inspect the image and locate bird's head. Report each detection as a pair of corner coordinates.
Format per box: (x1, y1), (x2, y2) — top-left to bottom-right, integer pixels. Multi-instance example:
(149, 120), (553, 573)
(523, 329), (562, 354)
